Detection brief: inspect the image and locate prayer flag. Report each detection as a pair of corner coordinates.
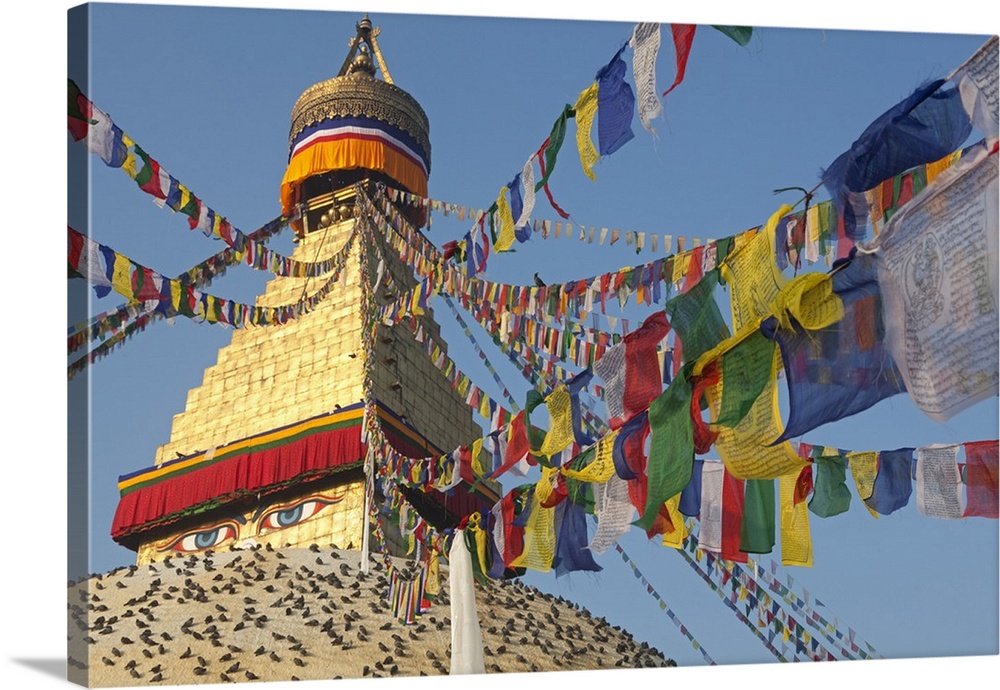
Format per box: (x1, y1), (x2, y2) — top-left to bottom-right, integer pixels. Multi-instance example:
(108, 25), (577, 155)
(573, 82), (600, 181)
(630, 22), (663, 135)
(764, 250), (906, 442)
(642, 372), (694, 530)
(823, 79), (973, 241)
(740, 479), (775, 554)
(712, 25), (753, 46)
(699, 462), (725, 553)
(662, 24), (697, 97)
(722, 468), (748, 563)
(916, 444), (964, 518)
(779, 469), (813, 567)
(808, 455), (852, 518)
(595, 43), (635, 156)
(866, 448), (914, 516)
(964, 440), (999, 518)
(869, 147), (998, 422)
(594, 311), (670, 429)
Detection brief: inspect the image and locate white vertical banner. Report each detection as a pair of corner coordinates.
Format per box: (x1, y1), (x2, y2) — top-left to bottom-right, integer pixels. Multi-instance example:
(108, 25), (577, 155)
(449, 530), (486, 674)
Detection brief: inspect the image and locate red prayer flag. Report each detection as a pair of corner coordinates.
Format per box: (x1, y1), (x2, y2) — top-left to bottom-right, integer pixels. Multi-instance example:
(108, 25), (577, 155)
(662, 24), (697, 97)
(622, 311), (671, 420)
(721, 467), (748, 563)
(964, 440), (999, 518)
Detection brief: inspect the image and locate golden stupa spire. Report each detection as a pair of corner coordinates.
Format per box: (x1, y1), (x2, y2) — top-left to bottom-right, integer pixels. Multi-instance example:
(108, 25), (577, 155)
(337, 13), (393, 84)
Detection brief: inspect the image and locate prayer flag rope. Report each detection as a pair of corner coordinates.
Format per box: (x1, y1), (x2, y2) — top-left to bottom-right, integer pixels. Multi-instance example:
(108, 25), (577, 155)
(68, 224), (355, 379)
(741, 556), (874, 660)
(675, 532), (791, 662)
(685, 526), (845, 661)
(69, 215), (289, 355)
(68, 80), (336, 279)
(441, 293), (522, 413)
(613, 543), (717, 665)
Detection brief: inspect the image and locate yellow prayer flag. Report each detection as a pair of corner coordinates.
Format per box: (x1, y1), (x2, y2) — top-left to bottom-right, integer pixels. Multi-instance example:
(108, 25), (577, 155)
(111, 253), (132, 296)
(470, 437), (486, 478)
(769, 272), (844, 332)
(847, 452), (880, 519)
(494, 186), (516, 251)
(425, 547), (440, 597)
(721, 205), (790, 331)
(779, 469), (813, 567)
(170, 279), (182, 313)
(672, 250), (692, 284)
(709, 347), (807, 480)
(660, 494), (688, 549)
(574, 82), (600, 181)
(925, 150), (961, 185)
(539, 386), (575, 457)
(561, 430), (618, 483)
(807, 205), (821, 242)
(511, 470), (557, 572)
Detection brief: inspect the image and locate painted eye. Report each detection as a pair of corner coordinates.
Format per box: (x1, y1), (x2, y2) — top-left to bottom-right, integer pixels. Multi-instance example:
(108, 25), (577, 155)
(258, 497), (336, 533)
(166, 524), (237, 553)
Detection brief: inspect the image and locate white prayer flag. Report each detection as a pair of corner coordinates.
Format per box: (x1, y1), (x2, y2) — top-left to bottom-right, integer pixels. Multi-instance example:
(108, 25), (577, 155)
(916, 444), (964, 518)
(699, 462), (725, 553)
(868, 147), (999, 421)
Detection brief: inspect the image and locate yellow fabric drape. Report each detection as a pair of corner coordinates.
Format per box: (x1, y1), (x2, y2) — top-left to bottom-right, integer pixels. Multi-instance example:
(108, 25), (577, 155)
(574, 82), (600, 181)
(425, 545), (441, 597)
(121, 133), (137, 179)
(280, 137), (428, 215)
(111, 253), (132, 296)
(170, 279), (182, 313)
(470, 437), (486, 479)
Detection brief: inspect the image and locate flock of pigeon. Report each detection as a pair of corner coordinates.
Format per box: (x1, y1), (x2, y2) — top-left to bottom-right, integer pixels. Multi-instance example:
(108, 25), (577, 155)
(68, 543), (674, 685)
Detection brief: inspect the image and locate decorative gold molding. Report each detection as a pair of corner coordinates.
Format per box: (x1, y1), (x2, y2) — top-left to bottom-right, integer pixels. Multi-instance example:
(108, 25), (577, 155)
(289, 73), (431, 166)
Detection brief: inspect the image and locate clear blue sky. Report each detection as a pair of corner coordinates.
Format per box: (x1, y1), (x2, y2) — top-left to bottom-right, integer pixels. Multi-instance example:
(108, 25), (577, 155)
(8, 1), (1000, 688)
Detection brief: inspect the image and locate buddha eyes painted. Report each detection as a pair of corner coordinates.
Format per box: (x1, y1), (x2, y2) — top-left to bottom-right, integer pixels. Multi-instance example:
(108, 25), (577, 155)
(157, 490), (349, 554)
(164, 522), (239, 553)
(258, 498), (331, 533)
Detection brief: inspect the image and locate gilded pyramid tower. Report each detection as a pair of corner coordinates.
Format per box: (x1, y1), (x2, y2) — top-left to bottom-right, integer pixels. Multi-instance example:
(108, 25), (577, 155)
(111, 16), (498, 564)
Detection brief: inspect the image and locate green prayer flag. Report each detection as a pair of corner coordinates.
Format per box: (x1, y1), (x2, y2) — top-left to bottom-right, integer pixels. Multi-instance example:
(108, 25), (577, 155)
(740, 479), (775, 553)
(640, 371), (694, 530)
(664, 267), (731, 363)
(712, 25), (753, 46)
(808, 455), (852, 518)
(67, 79), (96, 124)
(535, 105), (575, 191)
(716, 330), (775, 428)
(523, 390), (550, 462)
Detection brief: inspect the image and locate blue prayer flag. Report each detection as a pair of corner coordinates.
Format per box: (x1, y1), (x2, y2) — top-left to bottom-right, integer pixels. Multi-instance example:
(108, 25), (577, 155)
(822, 79), (972, 240)
(764, 251), (907, 443)
(866, 448), (914, 515)
(595, 43), (635, 156)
